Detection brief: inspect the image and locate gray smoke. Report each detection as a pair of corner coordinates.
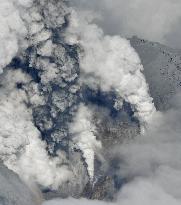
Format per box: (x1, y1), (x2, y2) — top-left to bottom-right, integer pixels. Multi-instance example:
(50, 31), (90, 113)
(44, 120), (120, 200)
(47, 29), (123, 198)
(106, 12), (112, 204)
(0, 0), (180, 205)
(0, 0), (32, 73)
(0, 0), (74, 191)
(0, 69), (72, 190)
(42, 92), (181, 204)
(66, 9), (156, 125)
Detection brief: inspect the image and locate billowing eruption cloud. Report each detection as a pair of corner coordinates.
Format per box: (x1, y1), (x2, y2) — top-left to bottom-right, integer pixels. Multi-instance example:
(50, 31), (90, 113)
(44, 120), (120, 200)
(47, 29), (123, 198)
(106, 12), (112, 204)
(0, 0), (75, 192)
(1, 0), (181, 205)
(0, 0), (156, 195)
(42, 93), (181, 205)
(0, 0), (32, 73)
(66, 10), (156, 125)
(0, 69), (72, 190)
(71, 0), (181, 48)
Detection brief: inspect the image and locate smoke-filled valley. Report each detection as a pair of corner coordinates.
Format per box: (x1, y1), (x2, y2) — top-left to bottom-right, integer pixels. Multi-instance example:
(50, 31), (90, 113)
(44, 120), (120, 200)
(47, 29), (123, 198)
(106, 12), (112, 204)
(0, 0), (181, 205)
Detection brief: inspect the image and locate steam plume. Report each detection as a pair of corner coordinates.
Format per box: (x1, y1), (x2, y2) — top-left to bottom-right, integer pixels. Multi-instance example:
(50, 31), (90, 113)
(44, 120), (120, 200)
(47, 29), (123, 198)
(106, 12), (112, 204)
(70, 104), (102, 181)
(66, 9), (156, 125)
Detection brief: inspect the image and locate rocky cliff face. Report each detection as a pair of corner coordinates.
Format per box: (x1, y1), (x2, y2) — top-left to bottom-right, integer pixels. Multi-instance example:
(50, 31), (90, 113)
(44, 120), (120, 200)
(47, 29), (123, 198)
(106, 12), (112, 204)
(130, 36), (181, 111)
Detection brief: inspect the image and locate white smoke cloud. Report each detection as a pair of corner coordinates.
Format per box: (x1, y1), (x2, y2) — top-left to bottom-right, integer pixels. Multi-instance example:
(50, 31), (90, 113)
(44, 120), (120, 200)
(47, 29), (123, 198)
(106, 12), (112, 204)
(70, 104), (102, 181)
(0, 69), (72, 190)
(42, 198), (106, 205)
(0, 0), (84, 193)
(1, 1), (181, 205)
(112, 107), (181, 202)
(0, 69), (33, 162)
(66, 9), (155, 125)
(0, 0), (68, 77)
(0, 0), (33, 74)
(71, 0), (181, 48)
(42, 92), (181, 204)
(44, 192), (180, 205)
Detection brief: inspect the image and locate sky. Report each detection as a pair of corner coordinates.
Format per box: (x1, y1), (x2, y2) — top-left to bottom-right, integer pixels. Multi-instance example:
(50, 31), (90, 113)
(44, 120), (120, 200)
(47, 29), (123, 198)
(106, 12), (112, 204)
(71, 0), (181, 49)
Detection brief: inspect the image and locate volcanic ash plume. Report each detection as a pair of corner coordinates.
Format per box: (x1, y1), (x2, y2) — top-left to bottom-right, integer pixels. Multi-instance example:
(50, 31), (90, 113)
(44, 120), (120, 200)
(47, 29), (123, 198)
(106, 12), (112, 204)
(0, 0), (33, 73)
(66, 10), (156, 125)
(0, 69), (72, 190)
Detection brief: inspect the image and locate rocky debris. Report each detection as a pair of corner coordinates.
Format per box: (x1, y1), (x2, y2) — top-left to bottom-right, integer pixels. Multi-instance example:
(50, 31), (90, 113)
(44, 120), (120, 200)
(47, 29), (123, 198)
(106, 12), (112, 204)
(82, 176), (115, 201)
(93, 108), (139, 148)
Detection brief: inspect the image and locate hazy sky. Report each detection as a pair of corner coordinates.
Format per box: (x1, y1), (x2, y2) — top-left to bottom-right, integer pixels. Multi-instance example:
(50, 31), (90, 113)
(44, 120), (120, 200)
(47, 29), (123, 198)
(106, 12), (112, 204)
(71, 0), (181, 48)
